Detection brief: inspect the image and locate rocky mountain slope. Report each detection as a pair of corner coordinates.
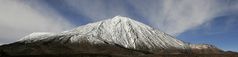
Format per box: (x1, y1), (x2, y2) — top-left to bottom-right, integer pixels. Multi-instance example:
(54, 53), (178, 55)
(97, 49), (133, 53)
(0, 16), (230, 56)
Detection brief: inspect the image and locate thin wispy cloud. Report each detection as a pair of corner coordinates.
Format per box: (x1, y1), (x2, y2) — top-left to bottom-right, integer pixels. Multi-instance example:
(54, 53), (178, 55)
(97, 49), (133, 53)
(0, 0), (72, 44)
(129, 0), (224, 35)
(62, 0), (226, 36)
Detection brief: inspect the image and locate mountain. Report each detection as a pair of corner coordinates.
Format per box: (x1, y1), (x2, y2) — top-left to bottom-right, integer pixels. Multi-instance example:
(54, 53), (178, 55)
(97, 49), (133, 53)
(21, 16), (189, 50)
(0, 16), (233, 57)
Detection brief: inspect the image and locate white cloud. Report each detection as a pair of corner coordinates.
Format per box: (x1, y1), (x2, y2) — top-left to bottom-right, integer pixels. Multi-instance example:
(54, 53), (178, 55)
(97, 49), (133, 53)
(0, 0), (73, 44)
(128, 0), (224, 35)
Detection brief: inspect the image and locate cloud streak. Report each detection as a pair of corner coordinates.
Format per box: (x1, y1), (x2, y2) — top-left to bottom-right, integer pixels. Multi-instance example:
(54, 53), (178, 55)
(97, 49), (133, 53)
(63, 0), (226, 36)
(0, 0), (72, 44)
(128, 0), (226, 35)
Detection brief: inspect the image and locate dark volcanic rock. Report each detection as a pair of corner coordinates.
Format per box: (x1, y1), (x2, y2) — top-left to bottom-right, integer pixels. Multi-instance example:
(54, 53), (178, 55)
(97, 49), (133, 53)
(0, 40), (232, 57)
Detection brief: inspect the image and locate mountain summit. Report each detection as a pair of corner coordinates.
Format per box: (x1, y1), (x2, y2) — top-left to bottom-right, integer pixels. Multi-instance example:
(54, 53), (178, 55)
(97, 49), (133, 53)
(20, 16), (188, 50)
(0, 16), (227, 56)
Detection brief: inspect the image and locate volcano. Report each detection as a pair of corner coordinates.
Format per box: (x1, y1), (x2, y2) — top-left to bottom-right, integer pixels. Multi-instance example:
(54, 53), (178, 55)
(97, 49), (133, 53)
(0, 16), (236, 57)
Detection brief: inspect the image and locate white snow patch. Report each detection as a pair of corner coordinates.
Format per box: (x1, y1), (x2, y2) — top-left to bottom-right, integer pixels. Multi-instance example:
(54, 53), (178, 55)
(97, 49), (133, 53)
(19, 32), (55, 42)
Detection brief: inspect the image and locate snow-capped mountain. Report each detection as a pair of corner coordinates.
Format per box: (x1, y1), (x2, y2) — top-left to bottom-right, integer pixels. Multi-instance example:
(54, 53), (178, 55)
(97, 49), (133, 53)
(0, 16), (226, 56)
(19, 16), (189, 50)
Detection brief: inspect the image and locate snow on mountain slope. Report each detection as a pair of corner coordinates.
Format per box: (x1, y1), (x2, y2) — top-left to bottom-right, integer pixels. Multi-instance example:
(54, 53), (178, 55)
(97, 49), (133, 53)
(190, 44), (217, 49)
(19, 32), (56, 43)
(19, 16), (189, 50)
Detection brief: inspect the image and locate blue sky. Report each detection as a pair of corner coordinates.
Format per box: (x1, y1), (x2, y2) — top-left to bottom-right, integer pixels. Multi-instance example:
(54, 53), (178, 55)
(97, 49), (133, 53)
(0, 0), (237, 51)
